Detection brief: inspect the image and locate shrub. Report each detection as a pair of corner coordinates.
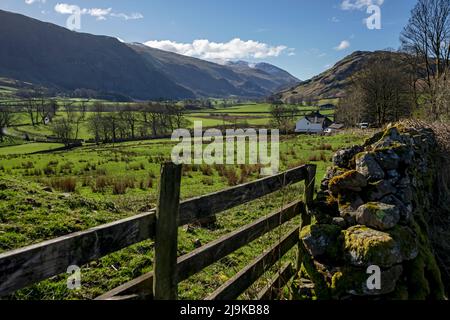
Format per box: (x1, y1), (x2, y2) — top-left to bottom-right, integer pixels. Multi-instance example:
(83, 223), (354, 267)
(48, 160), (59, 166)
(21, 161), (34, 169)
(224, 167), (239, 186)
(288, 160), (306, 169)
(128, 163), (144, 171)
(201, 177), (214, 186)
(47, 177), (77, 193)
(139, 177), (154, 190)
(83, 163), (96, 172)
(214, 164), (225, 177)
(112, 176), (136, 195)
(80, 176), (92, 187)
(43, 165), (56, 175)
(93, 176), (110, 193)
(200, 165), (214, 176)
(59, 162), (73, 174)
(147, 177), (154, 189)
(309, 152), (328, 162)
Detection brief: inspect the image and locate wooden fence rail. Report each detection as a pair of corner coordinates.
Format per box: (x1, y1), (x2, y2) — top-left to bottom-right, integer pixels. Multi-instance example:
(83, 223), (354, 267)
(0, 163), (316, 299)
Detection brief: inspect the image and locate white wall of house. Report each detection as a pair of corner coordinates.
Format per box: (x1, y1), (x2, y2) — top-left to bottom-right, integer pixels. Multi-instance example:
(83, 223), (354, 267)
(295, 118), (324, 133)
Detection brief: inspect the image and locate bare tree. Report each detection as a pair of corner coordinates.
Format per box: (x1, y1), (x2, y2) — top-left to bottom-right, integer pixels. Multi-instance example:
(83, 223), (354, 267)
(119, 104), (138, 139)
(339, 55), (413, 127)
(270, 104), (296, 133)
(61, 100), (86, 140)
(0, 103), (15, 142)
(50, 117), (74, 146)
(401, 0), (450, 120)
(335, 88), (365, 127)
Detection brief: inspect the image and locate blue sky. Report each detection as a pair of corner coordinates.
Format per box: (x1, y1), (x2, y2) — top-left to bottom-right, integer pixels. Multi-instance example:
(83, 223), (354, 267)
(0, 0), (418, 79)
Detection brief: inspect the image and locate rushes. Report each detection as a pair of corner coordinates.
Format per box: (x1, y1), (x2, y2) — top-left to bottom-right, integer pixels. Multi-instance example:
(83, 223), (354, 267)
(45, 177), (77, 193)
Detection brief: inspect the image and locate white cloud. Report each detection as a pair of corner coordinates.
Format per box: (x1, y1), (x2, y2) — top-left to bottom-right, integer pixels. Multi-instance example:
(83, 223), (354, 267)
(54, 3), (79, 14)
(341, 0), (384, 10)
(144, 38), (290, 63)
(331, 16), (340, 23)
(25, 0), (46, 4)
(334, 40), (350, 51)
(82, 8), (112, 20)
(110, 12), (144, 20)
(54, 3), (143, 21)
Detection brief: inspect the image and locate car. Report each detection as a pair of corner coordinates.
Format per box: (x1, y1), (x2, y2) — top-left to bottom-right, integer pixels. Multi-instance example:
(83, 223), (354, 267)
(359, 122), (369, 129)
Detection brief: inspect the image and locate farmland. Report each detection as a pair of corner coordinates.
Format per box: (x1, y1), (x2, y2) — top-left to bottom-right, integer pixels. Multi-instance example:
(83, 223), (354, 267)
(0, 129), (369, 300)
(3, 102), (336, 145)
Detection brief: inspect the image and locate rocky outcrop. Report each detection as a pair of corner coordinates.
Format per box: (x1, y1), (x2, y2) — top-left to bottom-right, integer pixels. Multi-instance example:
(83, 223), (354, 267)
(298, 124), (448, 300)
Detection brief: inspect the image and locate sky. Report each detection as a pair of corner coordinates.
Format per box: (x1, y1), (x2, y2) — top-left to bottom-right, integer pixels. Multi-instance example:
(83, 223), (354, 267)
(0, 0), (418, 80)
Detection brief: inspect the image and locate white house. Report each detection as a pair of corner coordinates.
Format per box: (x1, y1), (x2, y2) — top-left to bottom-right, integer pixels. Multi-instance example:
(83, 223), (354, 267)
(295, 112), (333, 134)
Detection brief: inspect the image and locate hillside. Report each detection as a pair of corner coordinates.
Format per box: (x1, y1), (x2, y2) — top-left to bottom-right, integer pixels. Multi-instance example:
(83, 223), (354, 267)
(0, 10), (193, 100)
(0, 9), (299, 100)
(129, 44), (299, 98)
(277, 50), (405, 102)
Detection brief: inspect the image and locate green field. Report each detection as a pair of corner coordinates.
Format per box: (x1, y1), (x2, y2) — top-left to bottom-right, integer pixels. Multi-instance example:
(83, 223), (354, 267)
(0, 129), (369, 300)
(0, 143), (64, 155)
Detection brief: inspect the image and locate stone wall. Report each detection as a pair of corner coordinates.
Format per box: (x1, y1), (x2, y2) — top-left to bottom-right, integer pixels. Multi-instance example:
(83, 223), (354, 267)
(299, 124), (448, 300)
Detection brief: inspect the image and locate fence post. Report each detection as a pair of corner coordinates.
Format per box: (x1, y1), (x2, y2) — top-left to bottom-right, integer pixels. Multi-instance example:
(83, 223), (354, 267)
(297, 164), (316, 271)
(303, 164), (316, 225)
(153, 162), (182, 300)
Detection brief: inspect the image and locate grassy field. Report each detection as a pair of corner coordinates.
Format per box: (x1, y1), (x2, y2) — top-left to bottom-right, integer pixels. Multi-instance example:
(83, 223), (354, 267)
(0, 129), (370, 300)
(0, 143), (64, 155)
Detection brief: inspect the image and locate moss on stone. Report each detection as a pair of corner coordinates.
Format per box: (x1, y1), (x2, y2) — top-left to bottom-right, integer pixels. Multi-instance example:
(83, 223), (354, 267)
(300, 224), (343, 262)
(298, 242), (331, 300)
(328, 170), (353, 189)
(403, 220), (446, 300)
(343, 225), (399, 267)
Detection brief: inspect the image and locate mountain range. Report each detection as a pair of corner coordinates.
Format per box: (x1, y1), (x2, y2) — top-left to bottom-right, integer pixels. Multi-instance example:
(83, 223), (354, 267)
(0, 9), (299, 101)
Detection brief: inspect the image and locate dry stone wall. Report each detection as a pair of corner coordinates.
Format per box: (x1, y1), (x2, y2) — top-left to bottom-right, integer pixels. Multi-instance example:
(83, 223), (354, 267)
(299, 124), (447, 300)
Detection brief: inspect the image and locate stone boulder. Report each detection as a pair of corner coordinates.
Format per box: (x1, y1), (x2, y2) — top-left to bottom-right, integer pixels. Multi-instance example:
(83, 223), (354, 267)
(366, 180), (396, 201)
(343, 225), (418, 268)
(355, 152), (385, 181)
(329, 170), (367, 196)
(374, 149), (401, 171)
(380, 195), (413, 223)
(300, 224), (342, 262)
(355, 202), (400, 230)
(332, 145), (364, 169)
(321, 167), (347, 191)
(331, 265), (403, 296)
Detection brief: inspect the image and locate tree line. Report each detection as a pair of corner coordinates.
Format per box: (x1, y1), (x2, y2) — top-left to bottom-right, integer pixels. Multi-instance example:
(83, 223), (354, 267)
(0, 99), (189, 146)
(50, 102), (189, 145)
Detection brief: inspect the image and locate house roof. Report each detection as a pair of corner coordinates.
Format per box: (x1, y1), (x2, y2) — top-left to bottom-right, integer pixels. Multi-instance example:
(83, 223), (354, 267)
(303, 111), (332, 125)
(305, 116), (327, 125)
(328, 123), (345, 130)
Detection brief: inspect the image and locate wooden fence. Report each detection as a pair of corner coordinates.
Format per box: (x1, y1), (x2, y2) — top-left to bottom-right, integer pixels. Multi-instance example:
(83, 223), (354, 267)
(0, 163), (316, 300)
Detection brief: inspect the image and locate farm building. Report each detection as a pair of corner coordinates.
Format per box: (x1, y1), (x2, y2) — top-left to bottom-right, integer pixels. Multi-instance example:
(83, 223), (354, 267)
(295, 111), (333, 134)
(324, 123), (345, 134)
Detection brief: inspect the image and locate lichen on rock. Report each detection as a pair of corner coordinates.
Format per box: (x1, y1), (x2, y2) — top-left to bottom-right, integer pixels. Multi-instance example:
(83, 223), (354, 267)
(355, 152), (385, 181)
(329, 170), (367, 195)
(355, 202), (400, 230)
